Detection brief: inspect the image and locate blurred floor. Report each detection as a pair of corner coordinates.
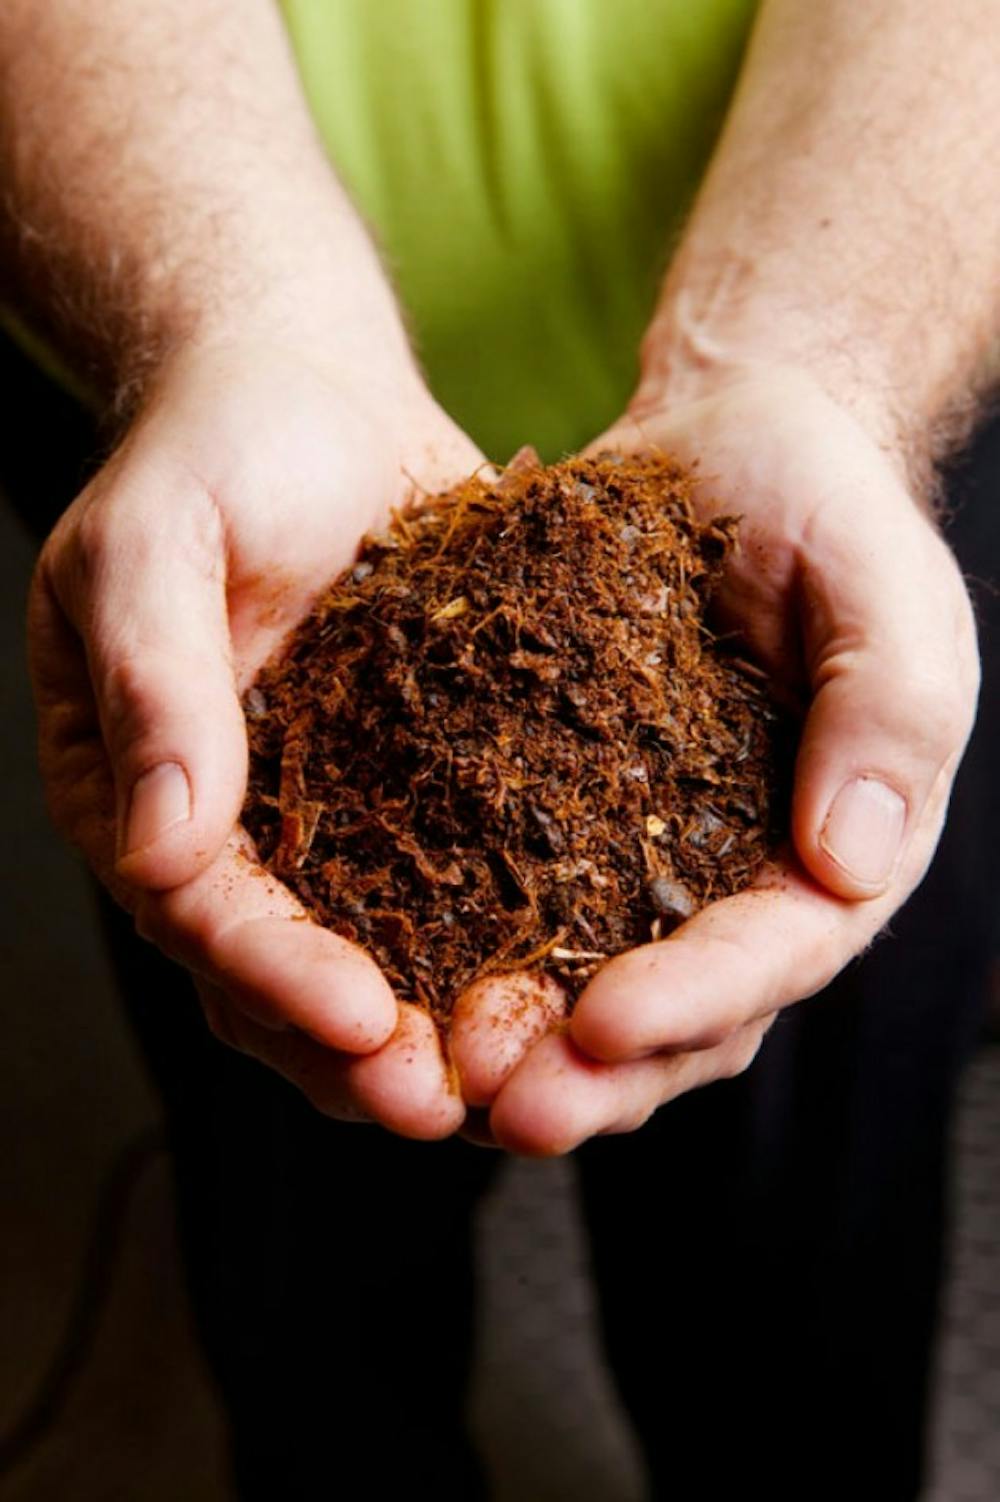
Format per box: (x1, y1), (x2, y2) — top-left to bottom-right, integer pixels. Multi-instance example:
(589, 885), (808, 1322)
(1, 486), (998, 1502)
(927, 1050), (1000, 1502)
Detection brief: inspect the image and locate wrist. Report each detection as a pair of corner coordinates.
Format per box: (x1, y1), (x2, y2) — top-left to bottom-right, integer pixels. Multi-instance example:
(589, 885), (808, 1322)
(150, 287), (418, 410)
(129, 318), (431, 452)
(632, 274), (926, 492)
(96, 168), (421, 422)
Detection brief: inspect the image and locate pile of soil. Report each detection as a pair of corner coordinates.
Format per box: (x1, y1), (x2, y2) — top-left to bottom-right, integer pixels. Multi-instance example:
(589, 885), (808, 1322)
(242, 451), (790, 1027)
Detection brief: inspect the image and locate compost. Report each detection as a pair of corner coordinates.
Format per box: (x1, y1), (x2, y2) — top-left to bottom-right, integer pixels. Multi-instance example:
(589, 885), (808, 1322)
(242, 451), (790, 1026)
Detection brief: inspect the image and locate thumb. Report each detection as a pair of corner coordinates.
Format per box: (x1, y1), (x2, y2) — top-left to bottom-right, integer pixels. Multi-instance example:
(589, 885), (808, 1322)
(62, 471), (247, 891)
(791, 504), (979, 901)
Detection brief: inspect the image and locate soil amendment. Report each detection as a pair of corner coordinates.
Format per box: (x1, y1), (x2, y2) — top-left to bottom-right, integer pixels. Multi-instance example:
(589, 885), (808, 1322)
(242, 450), (790, 1028)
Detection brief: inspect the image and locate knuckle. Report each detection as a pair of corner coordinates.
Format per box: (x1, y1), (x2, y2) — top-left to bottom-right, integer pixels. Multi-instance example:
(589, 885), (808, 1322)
(84, 468), (223, 582)
(603, 1102), (657, 1137)
(73, 498), (108, 568)
(70, 492), (123, 601)
(32, 536), (60, 596)
(36, 493), (91, 602)
(889, 586), (981, 752)
(885, 666), (971, 761)
(828, 623), (978, 772)
(100, 651), (173, 752)
(689, 1019), (739, 1051)
(133, 891), (215, 972)
(201, 999), (236, 1049)
(101, 651), (154, 715)
(719, 1023), (769, 1080)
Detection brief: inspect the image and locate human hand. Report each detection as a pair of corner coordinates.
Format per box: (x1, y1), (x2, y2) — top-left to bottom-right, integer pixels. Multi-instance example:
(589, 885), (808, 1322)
(449, 367), (979, 1153)
(28, 340), (485, 1138)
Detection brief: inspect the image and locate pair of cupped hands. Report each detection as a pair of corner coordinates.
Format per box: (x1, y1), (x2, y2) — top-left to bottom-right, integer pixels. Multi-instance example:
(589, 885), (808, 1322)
(29, 337), (979, 1153)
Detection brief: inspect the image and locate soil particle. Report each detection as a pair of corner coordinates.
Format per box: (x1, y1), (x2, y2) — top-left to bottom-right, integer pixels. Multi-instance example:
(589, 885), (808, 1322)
(242, 451), (792, 1029)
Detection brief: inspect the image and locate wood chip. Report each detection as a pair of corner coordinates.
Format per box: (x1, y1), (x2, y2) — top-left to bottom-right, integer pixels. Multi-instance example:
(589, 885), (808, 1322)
(431, 595), (470, 622)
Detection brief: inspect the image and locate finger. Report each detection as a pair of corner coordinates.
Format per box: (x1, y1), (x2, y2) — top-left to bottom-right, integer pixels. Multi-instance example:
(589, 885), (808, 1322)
(568, 851), (898, 1064)
(46, 466), (248, 891)
(490, 1019), (772, 1157)
(198, 980), (463, 1139)
(791, 510), (978, 899)
(449, 971), (568, 1107)
(136, 827), (397, 1055)
(347, 1003), (465, 1140)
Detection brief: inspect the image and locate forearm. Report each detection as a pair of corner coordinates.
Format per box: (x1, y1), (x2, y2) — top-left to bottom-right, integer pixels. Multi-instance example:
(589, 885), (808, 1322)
(0, 0), (414, 410)
(638, 0), (1000, 483)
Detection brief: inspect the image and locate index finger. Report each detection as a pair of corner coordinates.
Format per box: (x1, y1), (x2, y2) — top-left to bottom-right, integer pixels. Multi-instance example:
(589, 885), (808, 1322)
(135, 826), (398, 1055)
(567, 838), (925, 1065)
(198, 980), (464, 1139)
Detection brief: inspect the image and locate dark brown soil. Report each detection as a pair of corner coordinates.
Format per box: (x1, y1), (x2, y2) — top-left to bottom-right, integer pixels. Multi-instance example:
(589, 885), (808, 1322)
(241, 450), (791, 1028)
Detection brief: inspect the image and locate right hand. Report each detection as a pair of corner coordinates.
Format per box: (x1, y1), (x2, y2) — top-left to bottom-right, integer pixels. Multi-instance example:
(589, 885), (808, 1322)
(28, 338), (485, 1138)
(447, 369), (980, 1154)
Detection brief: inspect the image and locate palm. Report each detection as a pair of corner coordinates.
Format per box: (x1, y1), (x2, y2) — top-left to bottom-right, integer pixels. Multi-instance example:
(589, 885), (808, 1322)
(599, 376), (878, 695)
(141, 348), (485, 689)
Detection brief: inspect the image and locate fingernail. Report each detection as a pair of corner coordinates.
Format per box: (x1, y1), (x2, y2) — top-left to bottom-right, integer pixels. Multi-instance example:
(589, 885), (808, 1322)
(122, 762), (191, 856)
(819, 776), (907, 888)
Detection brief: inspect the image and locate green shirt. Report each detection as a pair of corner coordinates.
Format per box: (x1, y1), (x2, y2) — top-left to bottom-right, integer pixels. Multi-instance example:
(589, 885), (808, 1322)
(280, 0), (756, 459)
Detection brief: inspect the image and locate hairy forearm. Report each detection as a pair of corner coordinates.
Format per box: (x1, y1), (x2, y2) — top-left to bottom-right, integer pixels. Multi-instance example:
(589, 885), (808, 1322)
(639, 0), (1000, 480)
(0, 0), (413, 409)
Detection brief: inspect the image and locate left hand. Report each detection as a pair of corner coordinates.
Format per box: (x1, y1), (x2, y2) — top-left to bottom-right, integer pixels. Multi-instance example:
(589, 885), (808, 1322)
(449, 367), (980, 1153)
(28, 337), (486, 1141)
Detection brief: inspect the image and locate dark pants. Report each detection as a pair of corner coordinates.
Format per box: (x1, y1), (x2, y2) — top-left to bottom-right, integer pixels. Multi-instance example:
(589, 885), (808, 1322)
(7, 333), (999, 1500)
(100, 735), (990, 1500)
